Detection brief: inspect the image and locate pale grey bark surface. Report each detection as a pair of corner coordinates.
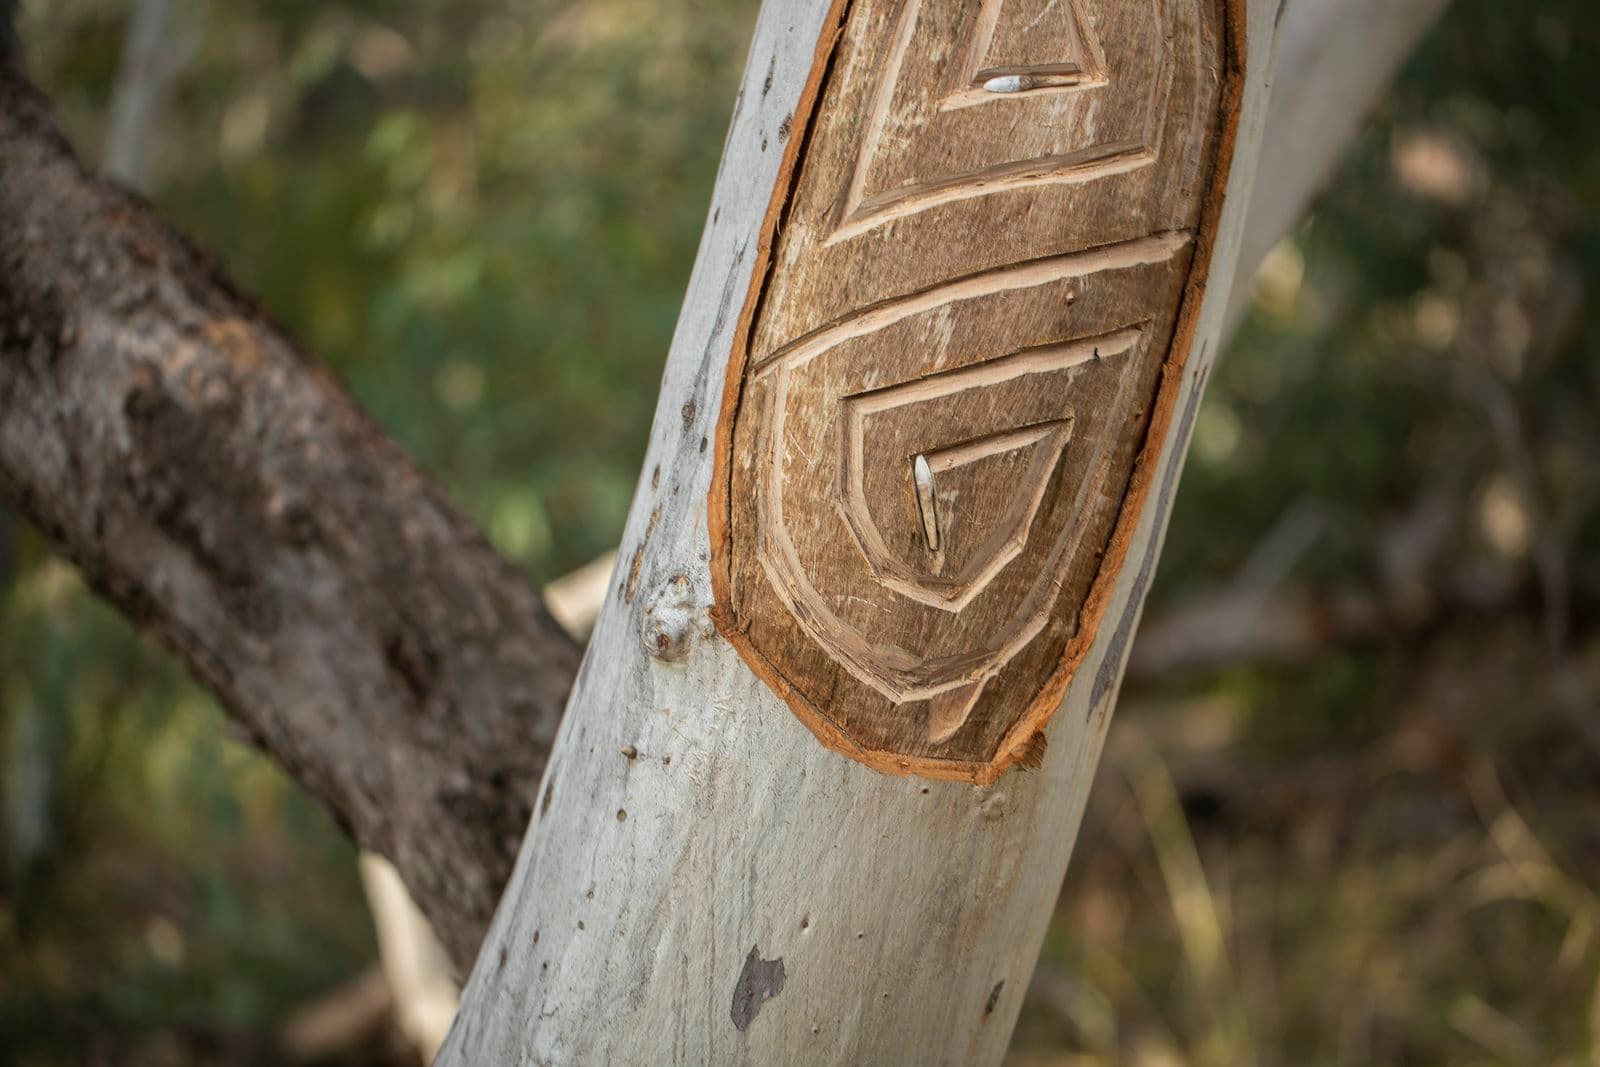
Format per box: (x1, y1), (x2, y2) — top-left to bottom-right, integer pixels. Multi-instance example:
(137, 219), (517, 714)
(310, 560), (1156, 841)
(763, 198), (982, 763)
(438, 1), (1273, 1062)
(0, 0), (1450, 1055)
(437, 0), (1451, 1061)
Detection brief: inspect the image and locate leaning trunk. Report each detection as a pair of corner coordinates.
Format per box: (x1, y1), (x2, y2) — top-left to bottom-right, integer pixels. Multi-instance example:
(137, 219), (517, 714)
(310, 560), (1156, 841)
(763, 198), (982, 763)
(441, 0), (1279, 1062)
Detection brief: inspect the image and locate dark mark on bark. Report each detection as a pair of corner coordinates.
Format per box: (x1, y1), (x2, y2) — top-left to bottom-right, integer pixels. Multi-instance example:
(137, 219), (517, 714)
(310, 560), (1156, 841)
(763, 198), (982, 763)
(681, 398), (697, 428)
(541, 780), (555, 817)
(708, 242), (746, 350)
(730, 944), (786, 1033)
(984, 980), (1004, 1017)
(621, 507), (661, 604)
(1090, 365), (1211, 713)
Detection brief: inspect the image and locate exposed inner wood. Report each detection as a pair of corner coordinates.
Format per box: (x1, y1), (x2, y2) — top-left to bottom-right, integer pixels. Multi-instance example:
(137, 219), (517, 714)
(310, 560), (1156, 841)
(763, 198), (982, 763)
(711, 0), (1240, 781)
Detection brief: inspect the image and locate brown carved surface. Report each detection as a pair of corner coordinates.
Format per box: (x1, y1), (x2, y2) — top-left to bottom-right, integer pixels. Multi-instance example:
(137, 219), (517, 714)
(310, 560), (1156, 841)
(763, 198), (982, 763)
(710, 0), (1244, 783)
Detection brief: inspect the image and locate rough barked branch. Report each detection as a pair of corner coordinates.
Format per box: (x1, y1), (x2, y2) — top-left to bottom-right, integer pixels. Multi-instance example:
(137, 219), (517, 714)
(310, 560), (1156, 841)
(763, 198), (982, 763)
(0, 63), (581, 971)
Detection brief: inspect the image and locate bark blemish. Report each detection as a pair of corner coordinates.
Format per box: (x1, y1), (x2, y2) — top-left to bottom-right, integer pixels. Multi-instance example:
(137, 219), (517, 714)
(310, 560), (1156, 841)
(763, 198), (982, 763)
(1016, 730), (1047, 770)
(984, 980), (1004, 1018)
(621, 507), (661, 604)
(641, 573), (706, 661)
(1090, 368), (1210, 717)
(730, 944), (786, 1033)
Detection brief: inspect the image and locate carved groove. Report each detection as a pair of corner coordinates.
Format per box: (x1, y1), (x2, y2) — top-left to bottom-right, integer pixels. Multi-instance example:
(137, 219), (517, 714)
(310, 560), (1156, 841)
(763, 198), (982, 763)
(837, 326), (1145, 612)
(750, 233), (1187, 378)
(710, 0), (1242, 782)
(829, 0), (1172, 243)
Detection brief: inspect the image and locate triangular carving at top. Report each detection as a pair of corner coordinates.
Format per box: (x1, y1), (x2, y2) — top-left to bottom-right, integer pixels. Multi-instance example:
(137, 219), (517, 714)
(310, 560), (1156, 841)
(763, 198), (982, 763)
(832, 0), (1173, 243)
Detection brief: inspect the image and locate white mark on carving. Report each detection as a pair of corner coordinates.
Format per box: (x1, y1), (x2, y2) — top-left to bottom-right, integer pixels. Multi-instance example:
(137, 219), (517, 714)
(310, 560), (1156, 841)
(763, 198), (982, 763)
(828, 0), (1170, 240)
(982, 74), (1030, 93)
(838, 329), (1137, 613)
(981, 72), (1084, 94)
(748, 234), (1191, 706)
(912, 454), (941, 552)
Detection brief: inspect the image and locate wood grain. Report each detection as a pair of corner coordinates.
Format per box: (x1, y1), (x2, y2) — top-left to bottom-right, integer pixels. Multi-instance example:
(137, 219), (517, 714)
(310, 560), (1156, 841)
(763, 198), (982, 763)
(711, 0), (1242, 782)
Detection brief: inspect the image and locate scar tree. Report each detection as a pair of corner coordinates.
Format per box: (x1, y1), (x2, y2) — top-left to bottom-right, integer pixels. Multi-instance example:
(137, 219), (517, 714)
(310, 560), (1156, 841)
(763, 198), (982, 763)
(712, 0), (1242, 781)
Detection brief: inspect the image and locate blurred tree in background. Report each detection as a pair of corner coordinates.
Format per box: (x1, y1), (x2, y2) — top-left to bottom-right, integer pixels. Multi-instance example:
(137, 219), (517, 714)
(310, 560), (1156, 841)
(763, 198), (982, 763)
(0, 0), (1595, 1064)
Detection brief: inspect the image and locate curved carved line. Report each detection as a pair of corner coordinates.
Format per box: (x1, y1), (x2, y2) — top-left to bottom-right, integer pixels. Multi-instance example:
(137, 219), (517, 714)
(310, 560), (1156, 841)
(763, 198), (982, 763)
(759, 365), (1058, 704)
(838, 326), (1143, 612)
(750, 231), (1189, 700)
(749, 231), (1189, 378)
(848, 420), (1072, 607)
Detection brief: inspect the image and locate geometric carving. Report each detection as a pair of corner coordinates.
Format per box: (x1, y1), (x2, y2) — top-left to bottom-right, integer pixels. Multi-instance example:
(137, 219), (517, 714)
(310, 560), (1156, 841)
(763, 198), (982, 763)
(710, 0), (1245, 783)
(835, 0), (1170, 242)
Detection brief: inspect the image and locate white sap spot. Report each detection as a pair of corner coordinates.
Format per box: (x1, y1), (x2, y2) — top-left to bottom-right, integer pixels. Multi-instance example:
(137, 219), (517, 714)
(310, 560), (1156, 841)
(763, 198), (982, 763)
(983, 75), (1032, 94)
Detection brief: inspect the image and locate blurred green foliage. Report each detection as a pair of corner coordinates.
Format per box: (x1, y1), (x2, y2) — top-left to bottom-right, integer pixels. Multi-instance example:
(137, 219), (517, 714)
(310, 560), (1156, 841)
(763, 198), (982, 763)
(1, 0), (1597, 1064)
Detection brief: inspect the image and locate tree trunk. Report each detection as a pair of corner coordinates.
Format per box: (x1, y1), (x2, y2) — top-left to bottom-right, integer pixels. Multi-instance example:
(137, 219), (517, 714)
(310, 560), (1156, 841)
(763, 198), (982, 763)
(0, 64), (580, 971)
(437, 0), (1443, 1063)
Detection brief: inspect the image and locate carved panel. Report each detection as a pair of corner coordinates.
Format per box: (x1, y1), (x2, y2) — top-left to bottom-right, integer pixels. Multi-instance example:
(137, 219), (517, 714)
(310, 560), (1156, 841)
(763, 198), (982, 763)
(710, 0), (1244, 783)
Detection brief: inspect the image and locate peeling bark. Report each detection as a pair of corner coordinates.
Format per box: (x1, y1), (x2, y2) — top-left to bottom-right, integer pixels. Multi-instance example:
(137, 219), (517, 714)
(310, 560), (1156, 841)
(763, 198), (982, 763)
(0, 64), (581, 971)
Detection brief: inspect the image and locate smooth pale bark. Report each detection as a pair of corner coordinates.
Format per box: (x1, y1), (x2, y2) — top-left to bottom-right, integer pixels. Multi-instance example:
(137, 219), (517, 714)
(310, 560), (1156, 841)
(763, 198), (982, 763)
(439, 1), (1259, 1063)
(439, 0), (1449, 1062)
